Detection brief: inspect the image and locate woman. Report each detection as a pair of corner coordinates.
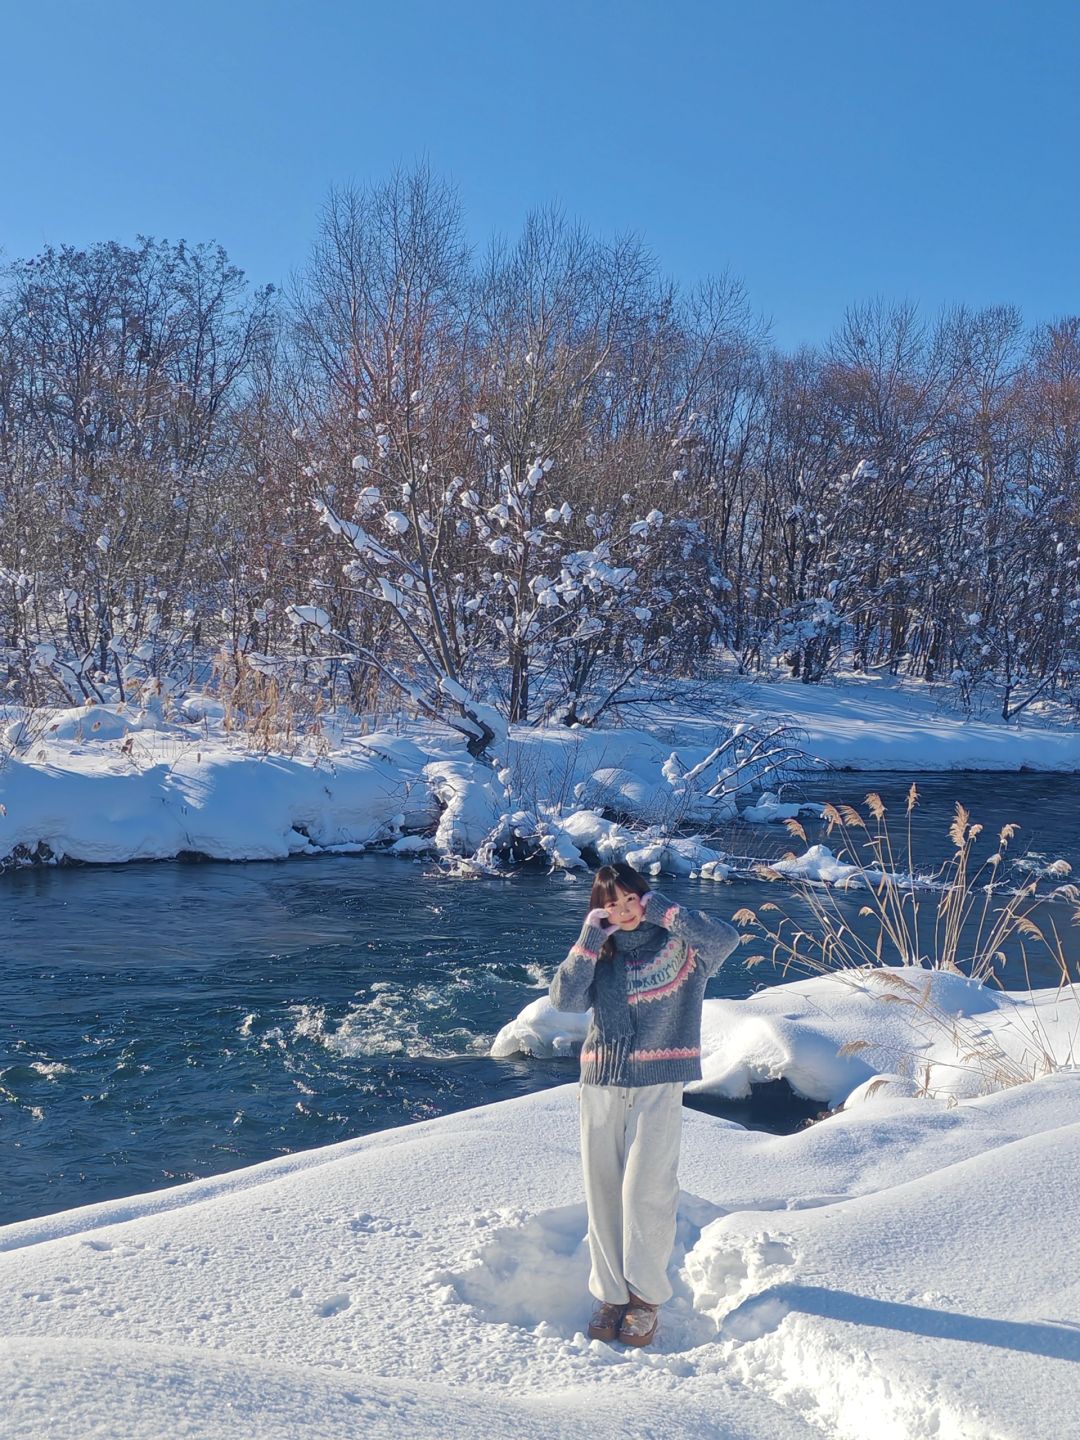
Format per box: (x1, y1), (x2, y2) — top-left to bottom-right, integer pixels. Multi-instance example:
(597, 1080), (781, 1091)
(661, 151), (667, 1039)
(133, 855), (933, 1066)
(549, 860), (740, 1347)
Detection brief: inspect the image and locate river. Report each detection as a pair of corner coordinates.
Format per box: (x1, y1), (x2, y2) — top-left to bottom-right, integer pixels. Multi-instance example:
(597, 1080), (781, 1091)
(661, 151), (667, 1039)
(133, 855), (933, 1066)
(2, 769), (1077, 1225)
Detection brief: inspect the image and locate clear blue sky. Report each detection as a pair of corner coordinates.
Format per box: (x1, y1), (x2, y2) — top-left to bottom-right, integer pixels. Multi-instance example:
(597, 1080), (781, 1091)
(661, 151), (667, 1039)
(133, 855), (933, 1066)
(2, 0), (1077, 352)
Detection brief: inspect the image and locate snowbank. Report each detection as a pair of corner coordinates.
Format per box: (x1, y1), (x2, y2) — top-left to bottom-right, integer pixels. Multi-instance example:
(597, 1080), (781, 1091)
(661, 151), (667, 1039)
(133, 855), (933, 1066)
(726, 671), (1080, 772)
(0, 731), (434, 864)
(3, 668), (1078, 871)
(2, 1055), (1078, 1438)
(739, 790), (825, 823)
(494, 965), (1080, 1105)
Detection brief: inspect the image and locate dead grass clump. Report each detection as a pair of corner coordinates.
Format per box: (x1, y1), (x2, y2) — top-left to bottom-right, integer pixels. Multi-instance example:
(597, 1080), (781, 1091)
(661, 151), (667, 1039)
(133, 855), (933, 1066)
(731, 786), (1080, 1094)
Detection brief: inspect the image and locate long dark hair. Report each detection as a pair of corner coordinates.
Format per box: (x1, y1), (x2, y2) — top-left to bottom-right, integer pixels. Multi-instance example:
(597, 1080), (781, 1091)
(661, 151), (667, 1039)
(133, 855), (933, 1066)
(589, 861), (650, 963)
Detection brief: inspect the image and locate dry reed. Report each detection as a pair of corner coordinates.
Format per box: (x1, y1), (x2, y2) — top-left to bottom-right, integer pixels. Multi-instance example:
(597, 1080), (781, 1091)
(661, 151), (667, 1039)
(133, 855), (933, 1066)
(731, 787), (1080, 1095)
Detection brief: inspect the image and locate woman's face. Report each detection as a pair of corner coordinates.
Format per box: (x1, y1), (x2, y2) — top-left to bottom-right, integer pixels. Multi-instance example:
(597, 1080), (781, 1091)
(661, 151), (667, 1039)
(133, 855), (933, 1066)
(605, 884), (644, 930)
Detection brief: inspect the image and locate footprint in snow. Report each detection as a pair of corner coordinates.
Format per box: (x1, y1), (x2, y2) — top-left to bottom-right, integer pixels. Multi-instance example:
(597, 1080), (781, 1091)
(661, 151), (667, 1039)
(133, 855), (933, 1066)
(683, 1223), (799, 1335)
(347, 1212), (421, 1238)
(79, 1238), (146, 1258)
(441, 1192), (727, 1355)
(314, 1293), (352, 1318)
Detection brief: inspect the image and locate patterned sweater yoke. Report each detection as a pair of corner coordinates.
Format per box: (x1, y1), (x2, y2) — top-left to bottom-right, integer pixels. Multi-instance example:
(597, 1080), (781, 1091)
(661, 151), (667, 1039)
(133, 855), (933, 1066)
(548, 890), (740, 1086)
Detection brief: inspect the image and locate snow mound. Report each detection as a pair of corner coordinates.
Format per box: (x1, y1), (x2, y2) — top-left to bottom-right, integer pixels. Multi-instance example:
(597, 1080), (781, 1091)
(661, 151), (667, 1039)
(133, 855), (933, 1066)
(543, 808), (731, 878)
(573, 763), (737, 828)
(685, 1230), (798, 1328)
(31, 704), (143, 743)
(496, 965), (1080, 1106)
(445, 1201), (593, 1331)
(552, 808), (640, 861)
(574, 765), (680, 824)
(700, 1108), (1080, 1440)
(178, 693), (227, 723)
(424, 759), (509, 855)
(491, 995), (587, 1060)
(767, 841), (908, 889)
(740, 792), (825, 824)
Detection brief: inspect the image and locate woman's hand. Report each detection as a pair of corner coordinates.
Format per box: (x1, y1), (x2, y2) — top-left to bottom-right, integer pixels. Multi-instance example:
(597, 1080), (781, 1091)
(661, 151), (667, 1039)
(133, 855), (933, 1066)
(585, 906), (615, 932)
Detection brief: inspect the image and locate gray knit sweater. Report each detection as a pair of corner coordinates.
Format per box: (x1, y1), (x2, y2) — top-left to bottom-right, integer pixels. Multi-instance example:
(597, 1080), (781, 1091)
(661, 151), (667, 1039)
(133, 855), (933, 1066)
(549, 890), (740, 1086)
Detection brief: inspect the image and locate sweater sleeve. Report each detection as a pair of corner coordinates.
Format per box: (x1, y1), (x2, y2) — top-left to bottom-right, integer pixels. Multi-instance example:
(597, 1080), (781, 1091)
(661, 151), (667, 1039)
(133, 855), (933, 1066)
(549, 918), (609, 1013)
(642, 890), (739, 978)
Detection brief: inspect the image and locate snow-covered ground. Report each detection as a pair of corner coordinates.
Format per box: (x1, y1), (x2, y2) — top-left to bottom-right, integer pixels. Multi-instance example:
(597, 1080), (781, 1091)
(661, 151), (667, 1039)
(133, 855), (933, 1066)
(723, 670), (1079, 773)
(3, 671), (1077, 870)
(3, 972), (1078, 1440)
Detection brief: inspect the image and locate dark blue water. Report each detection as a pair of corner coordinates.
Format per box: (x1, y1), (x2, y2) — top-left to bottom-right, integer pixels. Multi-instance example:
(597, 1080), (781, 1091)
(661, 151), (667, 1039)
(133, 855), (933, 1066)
(2, 771), (1077, 1226)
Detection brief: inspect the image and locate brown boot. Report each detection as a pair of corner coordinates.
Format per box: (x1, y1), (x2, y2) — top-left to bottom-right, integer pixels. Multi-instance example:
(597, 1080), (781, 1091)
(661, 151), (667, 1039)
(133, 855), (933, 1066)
(587, 1298), (629, 1341)
(617, 1293), (660, 1347)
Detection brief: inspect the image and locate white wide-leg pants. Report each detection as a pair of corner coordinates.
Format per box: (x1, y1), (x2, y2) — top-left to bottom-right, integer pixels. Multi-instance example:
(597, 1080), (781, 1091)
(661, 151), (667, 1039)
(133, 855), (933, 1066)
(578, 1080), (684, 1306)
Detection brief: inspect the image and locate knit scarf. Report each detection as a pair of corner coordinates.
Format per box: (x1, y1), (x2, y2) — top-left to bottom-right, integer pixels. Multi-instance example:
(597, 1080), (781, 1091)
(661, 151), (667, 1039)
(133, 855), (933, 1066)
(609, 921), (664, 953)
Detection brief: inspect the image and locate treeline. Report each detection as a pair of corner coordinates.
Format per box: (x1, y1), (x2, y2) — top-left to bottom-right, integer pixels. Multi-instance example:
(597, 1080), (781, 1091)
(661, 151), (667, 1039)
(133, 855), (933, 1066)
(1, 164), (1078, 734)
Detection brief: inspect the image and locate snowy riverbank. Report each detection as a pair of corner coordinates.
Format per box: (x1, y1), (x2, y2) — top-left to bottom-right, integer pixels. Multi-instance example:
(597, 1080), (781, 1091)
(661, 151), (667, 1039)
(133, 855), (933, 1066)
(3, 672), (1077, 871)
(495, 964), (1080, 1105)
(3, 968), (1079, 1440)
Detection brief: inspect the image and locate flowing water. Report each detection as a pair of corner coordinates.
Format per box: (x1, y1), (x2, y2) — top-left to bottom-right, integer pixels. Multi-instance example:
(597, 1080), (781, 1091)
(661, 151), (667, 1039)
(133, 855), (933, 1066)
(2, 770), (1077, 1226)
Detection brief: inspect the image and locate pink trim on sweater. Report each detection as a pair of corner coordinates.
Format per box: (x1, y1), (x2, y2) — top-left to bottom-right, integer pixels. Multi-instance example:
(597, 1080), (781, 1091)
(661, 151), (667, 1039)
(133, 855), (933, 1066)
(580, 1045), (701, 1063)
(633, 1046), (701, 1061)
(662, 903), (679, 927)
(568, 942), (599, 961)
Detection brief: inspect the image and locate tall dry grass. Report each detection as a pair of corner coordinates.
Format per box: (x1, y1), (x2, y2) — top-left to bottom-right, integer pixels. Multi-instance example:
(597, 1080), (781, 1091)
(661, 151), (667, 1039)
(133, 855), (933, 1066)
(730, 785), (1080, 1095)
(211, 652), (333, 756)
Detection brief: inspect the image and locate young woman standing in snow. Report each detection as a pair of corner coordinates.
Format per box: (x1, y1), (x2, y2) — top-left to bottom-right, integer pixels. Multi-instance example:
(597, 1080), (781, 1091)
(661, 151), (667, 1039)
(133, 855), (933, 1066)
(549, 860), (740, 1347)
